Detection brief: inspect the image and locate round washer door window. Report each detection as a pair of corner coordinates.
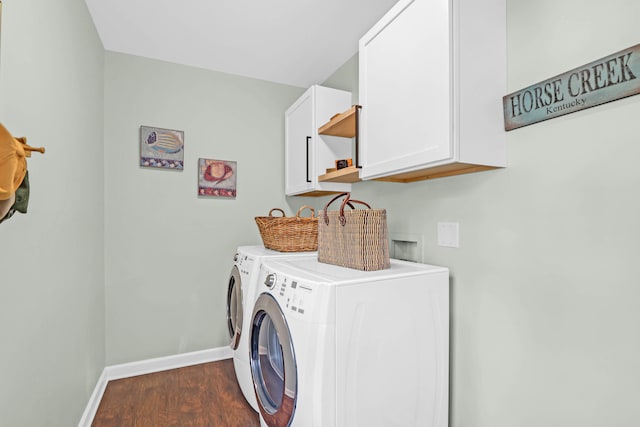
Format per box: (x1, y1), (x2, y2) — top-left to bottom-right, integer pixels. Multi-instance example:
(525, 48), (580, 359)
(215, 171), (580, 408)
(226, 265), (243, 350)
(250, 293), (297, 427)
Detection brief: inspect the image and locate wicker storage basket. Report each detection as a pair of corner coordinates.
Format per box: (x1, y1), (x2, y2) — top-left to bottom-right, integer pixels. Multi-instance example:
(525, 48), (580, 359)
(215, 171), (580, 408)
(318, 193), (390, 271)
(255, 206), (318, 252)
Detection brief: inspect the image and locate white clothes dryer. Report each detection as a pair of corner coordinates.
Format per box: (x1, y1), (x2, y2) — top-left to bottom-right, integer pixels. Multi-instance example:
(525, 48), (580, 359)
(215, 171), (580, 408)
(226, 245), (315, 412)
(249, 258), (450, 427)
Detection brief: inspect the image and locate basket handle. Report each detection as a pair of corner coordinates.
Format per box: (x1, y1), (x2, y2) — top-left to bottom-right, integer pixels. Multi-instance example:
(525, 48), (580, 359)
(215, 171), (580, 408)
(268, 208), (286, 217)
(322, 193), (372, 226)
(338, 195), (371, 226)
(296, 205), (316, 218)
(323, 193), (349, 225)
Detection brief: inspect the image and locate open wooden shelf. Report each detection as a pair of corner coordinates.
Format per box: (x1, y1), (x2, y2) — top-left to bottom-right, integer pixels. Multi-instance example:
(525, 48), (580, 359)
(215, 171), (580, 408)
(318, 105), (358, 137)
(318, 165), (361, 183)
(316, 105), (361, 184)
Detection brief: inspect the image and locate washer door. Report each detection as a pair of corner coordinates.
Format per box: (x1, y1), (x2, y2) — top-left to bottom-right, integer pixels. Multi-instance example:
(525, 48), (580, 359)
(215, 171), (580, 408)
(250, 293), (297, 427)
(226, 265), (243, 350)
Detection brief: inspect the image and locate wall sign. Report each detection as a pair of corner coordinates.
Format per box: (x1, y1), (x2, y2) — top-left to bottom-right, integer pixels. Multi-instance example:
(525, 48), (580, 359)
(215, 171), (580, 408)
(503, 44), (640, 131)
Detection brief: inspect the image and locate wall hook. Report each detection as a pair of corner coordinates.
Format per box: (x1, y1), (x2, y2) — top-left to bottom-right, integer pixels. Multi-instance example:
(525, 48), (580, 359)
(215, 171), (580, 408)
(16, 137), (45, 157)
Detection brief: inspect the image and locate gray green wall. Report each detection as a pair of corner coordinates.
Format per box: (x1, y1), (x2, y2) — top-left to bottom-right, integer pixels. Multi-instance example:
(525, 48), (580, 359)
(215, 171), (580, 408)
(317, 1), (640, 426)
(103, 52), (304, 364)
(2, 0), (639, 425)
(0, 0), (105, 426)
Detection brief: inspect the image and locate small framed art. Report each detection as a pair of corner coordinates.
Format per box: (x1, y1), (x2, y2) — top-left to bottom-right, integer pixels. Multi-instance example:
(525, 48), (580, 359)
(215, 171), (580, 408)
(140, 126), (184, 170)
(198, 158), (237, 198)
(1, 2), (3, 62)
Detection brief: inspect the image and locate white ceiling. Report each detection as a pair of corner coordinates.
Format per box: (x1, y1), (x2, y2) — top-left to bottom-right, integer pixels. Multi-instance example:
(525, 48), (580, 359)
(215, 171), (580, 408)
(85, 0), (399, 88)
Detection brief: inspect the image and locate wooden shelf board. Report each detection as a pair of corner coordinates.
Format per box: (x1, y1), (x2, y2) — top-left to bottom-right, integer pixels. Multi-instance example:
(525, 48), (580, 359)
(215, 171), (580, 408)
(318, 106), (358, 137)
(318, 165), (361, 183)
(293, 190), (345, 197)
(373, 163), (502, 183)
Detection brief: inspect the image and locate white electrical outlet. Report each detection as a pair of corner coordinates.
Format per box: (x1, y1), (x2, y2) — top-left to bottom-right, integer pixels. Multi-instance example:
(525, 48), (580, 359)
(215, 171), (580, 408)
(437, 222), (459, 248)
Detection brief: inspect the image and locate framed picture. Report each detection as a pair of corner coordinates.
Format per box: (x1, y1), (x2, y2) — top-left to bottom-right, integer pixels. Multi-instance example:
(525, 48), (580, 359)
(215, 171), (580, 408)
(198, 158), (237, 198)
(140, 126), (184, 170)
(1, 2), (3, 60)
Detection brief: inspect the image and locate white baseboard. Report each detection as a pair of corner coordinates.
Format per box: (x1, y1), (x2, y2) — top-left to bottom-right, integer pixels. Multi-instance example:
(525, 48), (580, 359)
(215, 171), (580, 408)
(78, 346), (233, 427)
(104, 346), (233, 381)
(77, 369), (109, 427)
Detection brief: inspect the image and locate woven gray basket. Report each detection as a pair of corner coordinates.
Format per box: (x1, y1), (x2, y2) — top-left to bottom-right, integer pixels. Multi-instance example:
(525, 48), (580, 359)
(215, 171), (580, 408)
(318, 193), (390, 271)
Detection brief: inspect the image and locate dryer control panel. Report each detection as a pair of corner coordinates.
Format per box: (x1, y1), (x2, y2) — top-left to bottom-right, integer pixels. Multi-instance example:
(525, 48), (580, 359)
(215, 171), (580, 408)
(263, 272), (314, 318)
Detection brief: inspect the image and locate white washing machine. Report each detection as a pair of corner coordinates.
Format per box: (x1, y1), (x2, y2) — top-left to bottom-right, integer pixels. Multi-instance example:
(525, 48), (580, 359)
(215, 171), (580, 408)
(226, 245), (315, 411)
(249, 257), (449, 427)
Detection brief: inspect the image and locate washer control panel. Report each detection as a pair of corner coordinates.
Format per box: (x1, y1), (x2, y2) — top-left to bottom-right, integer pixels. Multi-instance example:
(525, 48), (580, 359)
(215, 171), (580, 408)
(236, 253), (254, 278)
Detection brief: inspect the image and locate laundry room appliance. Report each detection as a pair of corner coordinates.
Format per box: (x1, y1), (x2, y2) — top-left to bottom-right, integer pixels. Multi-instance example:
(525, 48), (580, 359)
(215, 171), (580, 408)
(226, 245), (315, 412)
(249, 258), (449, 427)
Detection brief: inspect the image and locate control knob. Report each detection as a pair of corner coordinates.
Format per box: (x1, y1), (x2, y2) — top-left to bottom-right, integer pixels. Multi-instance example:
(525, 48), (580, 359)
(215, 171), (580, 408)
(264, 273), (276, 289)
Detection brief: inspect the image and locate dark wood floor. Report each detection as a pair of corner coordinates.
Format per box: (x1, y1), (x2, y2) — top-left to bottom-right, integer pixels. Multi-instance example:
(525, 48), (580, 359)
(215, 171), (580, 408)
(92, 358), (260, 427)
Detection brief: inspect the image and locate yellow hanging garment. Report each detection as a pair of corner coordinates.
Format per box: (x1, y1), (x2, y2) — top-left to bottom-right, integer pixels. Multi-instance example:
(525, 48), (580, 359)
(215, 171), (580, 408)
(0, 123), (45, 222)
(0, 123), (27, 202)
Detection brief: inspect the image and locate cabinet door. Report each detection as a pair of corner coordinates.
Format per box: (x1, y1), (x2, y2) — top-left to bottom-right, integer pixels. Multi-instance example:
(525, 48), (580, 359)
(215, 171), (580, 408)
(359, 0), (453, 180)
(285, 91), (314, 196)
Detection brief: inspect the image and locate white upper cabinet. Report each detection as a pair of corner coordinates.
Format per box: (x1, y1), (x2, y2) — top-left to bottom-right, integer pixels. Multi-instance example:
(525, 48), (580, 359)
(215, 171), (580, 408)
(359, 0), (507, 182)
(285, 85), (353, 196)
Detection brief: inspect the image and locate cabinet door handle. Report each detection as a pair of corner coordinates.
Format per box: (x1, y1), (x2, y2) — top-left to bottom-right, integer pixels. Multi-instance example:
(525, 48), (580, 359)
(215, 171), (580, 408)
(306, 136), (312, 183)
